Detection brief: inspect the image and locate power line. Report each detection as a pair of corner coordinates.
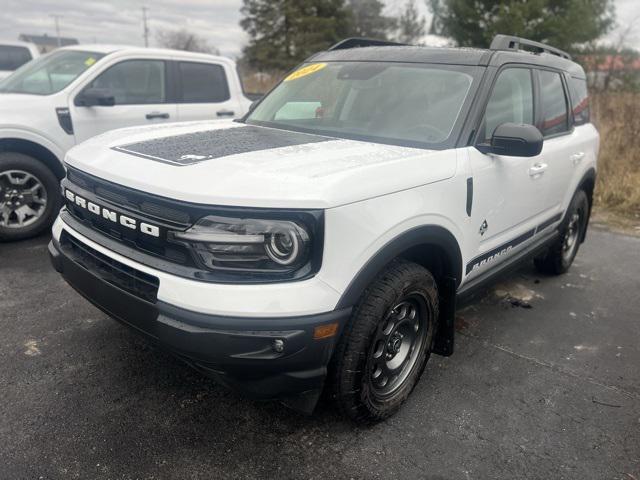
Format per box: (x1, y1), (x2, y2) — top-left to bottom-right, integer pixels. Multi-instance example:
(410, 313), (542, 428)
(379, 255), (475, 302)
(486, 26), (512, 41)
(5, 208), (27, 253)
(51, 14), (62, 47)
(142, 6), (149, 47)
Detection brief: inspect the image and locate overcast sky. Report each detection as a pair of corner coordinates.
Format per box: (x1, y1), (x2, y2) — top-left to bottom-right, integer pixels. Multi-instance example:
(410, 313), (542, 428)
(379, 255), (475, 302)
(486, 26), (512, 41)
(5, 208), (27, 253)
(1, 0), (638, 58)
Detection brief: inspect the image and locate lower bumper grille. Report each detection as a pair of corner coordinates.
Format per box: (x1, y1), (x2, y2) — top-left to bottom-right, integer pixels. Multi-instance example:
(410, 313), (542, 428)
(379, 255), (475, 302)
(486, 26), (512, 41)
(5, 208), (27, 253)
(59, 231), (159, 303)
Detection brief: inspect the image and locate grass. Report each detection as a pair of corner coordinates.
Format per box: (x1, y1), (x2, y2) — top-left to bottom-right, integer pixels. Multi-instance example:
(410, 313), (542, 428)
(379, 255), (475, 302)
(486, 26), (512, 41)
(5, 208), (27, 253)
(241, 74), (639, 221)
(590, 93), (640, 220)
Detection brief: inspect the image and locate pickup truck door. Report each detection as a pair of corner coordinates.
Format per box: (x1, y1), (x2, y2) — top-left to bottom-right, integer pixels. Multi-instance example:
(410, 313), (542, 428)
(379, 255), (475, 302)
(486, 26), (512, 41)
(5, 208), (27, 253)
(70, 59), (177, 144)
(465, 66), (549, 281)
(173, 60), (243, 121)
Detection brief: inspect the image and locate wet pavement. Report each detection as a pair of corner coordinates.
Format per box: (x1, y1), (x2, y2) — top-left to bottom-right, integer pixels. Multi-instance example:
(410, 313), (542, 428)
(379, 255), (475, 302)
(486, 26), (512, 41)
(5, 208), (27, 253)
(1, 228), (638, 479)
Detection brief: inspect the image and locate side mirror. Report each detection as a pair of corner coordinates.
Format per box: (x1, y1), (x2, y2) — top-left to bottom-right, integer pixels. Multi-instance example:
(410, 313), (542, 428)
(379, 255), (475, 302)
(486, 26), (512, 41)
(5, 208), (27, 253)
(476, 123), (543, 157)
(75, 87), (115, 107)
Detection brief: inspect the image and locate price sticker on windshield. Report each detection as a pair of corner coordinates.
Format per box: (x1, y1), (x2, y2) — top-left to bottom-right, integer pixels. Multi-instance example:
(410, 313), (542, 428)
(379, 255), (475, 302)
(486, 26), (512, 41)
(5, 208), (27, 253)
(84, 57), (97, 67)
(284, 63), (327, 82)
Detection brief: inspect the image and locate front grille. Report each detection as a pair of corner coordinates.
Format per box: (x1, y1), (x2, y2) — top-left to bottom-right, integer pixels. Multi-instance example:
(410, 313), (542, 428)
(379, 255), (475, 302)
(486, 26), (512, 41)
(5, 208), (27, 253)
(63, 168), (193, 266)
(60, 231), (159, 303)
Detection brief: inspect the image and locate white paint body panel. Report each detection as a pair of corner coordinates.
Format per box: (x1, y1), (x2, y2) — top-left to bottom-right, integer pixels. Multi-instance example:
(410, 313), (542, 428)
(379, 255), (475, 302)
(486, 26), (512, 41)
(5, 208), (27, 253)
(64, 122), (457, 209)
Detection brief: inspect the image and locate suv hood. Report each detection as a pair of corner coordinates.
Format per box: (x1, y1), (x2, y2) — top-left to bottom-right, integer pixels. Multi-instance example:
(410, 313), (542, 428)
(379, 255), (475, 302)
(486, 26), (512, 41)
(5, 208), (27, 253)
(65, 121), (458, 209)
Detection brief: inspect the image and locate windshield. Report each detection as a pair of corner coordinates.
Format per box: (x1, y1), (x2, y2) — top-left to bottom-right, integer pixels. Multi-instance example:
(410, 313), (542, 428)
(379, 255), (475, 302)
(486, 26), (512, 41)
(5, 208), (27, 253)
(247, 62), (478, 148)
(0, 50), (105, 95)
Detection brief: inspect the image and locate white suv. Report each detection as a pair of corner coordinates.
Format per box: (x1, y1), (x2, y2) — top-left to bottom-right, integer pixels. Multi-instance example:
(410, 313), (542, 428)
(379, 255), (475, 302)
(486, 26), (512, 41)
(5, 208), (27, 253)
(49, 36), (598, 422)
(0, 45), (252, 241)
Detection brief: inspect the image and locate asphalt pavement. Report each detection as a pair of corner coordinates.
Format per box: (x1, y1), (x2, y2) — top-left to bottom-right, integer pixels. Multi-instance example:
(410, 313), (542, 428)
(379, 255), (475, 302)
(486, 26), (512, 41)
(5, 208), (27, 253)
(0, 227), (638, 479)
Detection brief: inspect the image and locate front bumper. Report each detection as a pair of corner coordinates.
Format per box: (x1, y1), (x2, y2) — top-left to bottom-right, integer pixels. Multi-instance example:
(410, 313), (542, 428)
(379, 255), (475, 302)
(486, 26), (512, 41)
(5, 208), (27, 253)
(48, 234), (351, 412)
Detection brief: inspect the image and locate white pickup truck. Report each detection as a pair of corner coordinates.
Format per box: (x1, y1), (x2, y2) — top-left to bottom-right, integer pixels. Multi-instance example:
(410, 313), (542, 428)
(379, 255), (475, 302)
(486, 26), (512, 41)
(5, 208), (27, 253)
(0, 45), (253, 241)
(0, 41), (40, 80)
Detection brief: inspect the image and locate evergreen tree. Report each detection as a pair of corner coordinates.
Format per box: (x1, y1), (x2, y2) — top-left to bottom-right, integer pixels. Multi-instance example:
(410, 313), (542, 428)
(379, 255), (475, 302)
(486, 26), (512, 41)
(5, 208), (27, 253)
(240, 0), (351, 71)
(347, 0), (397, 39)
(396, 0), (426, 44)
(426, 0), (616, 53)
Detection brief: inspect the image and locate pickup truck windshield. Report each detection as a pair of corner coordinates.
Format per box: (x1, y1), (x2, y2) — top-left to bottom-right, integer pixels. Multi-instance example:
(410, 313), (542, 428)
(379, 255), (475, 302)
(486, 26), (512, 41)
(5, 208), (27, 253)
(0, 50), (105, 95)
(247, 62), (476, 147)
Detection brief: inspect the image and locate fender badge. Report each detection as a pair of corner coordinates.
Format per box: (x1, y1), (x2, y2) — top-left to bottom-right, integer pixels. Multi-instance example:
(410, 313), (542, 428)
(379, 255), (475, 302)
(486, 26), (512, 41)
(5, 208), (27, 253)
(479, 220), (488, 236)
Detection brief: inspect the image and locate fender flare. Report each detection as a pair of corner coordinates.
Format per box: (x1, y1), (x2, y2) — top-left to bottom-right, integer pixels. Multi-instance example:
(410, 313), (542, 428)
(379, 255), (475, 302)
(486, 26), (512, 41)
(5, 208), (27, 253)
(576, 167), (597, 242)
(335, 225), (463, 309)
(0, 129), (66, 179)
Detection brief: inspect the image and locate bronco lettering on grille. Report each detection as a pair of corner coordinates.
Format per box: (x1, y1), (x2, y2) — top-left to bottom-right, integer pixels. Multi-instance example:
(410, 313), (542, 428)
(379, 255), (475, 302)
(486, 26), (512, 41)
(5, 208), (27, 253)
(65, 189), (160, 238)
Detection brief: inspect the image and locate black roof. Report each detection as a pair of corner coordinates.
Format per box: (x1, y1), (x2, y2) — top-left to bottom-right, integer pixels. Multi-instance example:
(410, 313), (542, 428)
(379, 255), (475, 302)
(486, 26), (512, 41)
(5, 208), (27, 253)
(310, 37), (586, 79)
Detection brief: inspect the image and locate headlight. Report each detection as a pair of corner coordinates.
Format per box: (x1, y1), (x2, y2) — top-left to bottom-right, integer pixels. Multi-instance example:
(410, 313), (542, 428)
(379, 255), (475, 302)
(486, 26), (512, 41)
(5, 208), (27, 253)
(168, 212), (322, 282)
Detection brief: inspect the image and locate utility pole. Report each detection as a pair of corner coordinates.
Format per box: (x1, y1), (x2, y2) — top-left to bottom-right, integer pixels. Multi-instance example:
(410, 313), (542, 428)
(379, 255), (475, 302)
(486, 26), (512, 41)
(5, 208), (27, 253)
(142, 6), (149, 47)
(51, 14), (62, 47)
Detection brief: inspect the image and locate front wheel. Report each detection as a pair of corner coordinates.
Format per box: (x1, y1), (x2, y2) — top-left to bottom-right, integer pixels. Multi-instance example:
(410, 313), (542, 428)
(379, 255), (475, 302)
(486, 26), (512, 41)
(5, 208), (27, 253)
(534, 189), (589, 275)
(0, 152), (62, 242)
(329, 259), (439, 423)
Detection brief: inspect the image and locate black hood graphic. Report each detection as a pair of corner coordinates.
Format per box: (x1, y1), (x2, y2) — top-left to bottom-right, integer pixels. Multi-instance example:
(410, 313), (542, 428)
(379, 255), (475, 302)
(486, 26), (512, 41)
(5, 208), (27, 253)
(112, 125), (332, 166)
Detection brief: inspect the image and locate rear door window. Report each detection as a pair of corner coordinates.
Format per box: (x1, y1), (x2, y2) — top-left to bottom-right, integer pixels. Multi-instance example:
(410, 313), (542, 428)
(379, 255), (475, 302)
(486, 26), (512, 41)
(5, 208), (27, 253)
(177, 62), (230, 103)
(538, 70), (569, 136)
(0, 45), (32, 70)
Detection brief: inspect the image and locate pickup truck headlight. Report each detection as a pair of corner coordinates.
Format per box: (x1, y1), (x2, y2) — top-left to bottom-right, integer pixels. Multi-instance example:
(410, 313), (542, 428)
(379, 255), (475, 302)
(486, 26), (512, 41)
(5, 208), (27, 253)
(168, 212), (323, 282)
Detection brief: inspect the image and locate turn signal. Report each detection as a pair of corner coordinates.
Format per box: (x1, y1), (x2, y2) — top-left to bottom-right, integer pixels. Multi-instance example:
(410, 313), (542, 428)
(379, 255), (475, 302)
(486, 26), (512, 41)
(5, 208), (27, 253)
(313, 323), (339, 340)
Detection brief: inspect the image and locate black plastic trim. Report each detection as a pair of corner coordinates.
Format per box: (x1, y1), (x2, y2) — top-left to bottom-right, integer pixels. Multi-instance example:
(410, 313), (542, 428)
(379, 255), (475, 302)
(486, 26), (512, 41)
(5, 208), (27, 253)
(55, 107), (74, 135)
(49, 236), (352, 408)
(457, 229), (559, 304)
(466, 228), (535, 275)
(466, 177), (473, 217)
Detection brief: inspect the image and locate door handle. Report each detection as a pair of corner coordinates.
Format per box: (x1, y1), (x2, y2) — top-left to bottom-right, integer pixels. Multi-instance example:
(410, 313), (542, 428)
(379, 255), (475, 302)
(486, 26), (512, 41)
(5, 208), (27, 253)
(528, 163), (548, 177)
(216, 110), (235, 117)
(570, 152), (585, 165)
(146, 112), (170, 120)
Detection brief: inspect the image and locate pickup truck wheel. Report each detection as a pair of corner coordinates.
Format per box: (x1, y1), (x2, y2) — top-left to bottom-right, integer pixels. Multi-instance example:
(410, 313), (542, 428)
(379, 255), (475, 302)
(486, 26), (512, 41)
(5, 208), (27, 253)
(329, 259), (439, 423)
(534, 189), (589, 275)
(0, 153), (61, 242)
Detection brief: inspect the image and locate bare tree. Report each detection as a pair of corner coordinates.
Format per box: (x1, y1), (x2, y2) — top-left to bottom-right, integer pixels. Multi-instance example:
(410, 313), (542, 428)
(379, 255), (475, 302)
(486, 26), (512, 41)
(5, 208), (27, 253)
(581, 16), (640, 91)
(156, 29), (219, 55)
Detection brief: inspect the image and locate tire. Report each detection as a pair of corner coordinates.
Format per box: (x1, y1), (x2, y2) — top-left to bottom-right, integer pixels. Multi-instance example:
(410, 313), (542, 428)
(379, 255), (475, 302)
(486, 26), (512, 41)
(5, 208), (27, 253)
(0, 152), (62, 242)
(534, 189), (589, 275)
(329, 259), (439, 423)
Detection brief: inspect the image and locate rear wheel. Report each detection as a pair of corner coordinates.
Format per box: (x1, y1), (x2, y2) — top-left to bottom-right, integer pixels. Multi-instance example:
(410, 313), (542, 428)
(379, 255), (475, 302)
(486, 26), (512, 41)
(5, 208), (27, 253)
(534, 189), (589, 275)
(329, 259), (439, 423)
(0, 152), (61, 242)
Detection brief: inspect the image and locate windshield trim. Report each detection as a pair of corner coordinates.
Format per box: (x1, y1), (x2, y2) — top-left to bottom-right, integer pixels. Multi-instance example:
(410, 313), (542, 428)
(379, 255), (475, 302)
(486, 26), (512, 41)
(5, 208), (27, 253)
(0, 49), (106, 96)
(244, 61), (483, 150)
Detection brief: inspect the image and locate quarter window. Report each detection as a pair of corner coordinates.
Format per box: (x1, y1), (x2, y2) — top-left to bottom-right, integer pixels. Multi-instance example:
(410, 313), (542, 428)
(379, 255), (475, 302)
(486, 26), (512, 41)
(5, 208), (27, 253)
(483, 68), (534, 140)
(178, 62), (230, 103)
(88, 60), (166, 105)
(568, 77), (590, 125)
(538, 70), (569, 136)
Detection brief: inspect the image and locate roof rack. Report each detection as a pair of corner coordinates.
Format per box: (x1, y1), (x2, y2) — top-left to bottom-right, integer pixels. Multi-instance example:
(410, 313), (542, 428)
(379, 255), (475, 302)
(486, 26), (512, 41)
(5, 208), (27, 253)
(327, 37), (407, 51)
(490, 34), (571, 60)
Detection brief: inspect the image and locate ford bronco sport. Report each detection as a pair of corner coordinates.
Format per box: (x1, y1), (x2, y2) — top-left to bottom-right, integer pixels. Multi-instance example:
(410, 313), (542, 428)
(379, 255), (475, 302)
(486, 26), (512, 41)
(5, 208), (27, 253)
(49, 36), (598, 422)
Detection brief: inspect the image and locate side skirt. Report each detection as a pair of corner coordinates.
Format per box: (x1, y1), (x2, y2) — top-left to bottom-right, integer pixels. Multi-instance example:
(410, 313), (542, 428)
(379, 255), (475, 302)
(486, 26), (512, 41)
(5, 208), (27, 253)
(456, 229), (559, 307)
